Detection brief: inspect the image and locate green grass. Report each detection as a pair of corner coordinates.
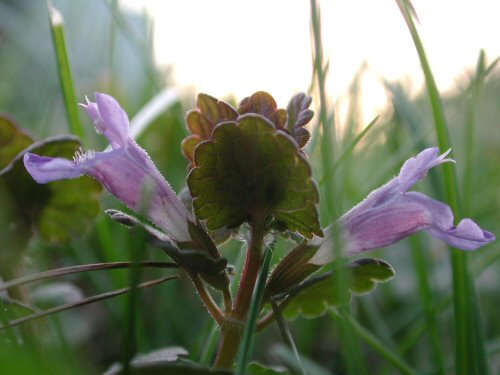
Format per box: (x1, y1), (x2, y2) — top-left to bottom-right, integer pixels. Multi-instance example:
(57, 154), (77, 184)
(396, 1), (488, 373)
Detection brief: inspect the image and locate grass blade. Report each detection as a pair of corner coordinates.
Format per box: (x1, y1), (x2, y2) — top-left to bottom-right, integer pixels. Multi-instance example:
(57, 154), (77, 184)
(102, 0), (160, 91)
(0, 276), (177, 331)
(129, 87), (179, 140)
(409, 236), (445, 374)
(319, 116), (379, 186)
(47, 1), (85, 140)
(330, 308), (417, 375)
(271, 300), (307, 375)
(235, 246), (273, 375)
(310, 2), (367, 373)
(463, 50), (484, 213)
(272, 344), (332, 375)
(122, 225), (148, 374)
(310, 0), (337, 218)
(0, 262), (178, 292)
(396, 1), (488, 373)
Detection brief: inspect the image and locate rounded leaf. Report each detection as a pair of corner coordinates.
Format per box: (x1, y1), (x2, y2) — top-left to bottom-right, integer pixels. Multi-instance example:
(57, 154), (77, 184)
(187, 114), (322, 238)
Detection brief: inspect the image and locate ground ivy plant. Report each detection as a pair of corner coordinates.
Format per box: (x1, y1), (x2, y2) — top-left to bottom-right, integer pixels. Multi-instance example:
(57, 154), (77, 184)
(2, 91), (493, 373)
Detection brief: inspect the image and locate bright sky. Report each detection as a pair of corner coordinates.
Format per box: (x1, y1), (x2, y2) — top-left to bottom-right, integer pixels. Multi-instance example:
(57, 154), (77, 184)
(123, 0), (500, 124)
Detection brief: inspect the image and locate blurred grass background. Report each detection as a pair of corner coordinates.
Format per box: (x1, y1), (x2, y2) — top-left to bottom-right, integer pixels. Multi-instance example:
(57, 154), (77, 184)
(0, 0), (499, 373)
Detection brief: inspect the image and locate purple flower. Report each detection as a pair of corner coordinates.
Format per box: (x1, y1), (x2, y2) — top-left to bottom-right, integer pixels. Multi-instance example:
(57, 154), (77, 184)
(24, 93), (192, 242)
(310, 148), (495, 264)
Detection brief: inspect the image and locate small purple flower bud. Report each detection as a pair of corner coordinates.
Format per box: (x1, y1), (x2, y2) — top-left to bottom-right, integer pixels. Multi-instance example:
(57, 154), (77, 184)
(310, 148), (495, 265)
(24, 93), (191, 242)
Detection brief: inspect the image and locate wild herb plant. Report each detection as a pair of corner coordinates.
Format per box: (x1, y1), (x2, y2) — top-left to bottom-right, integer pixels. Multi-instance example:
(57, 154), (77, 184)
(0, 0), (498, 374)
(14, 90), (492, 373)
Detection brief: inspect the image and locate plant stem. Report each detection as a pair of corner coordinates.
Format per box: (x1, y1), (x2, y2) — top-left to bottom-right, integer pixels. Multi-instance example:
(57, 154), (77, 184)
(232, 223), (265, 320)
(213, 221), (266, 369)
(190, 274), (224, 326)
(235, 248), (273, 375)
(213, 319), (244, 369)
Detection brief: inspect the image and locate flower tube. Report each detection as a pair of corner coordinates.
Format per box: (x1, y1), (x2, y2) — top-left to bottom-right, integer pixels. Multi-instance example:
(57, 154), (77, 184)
(24, 93), (191, 242)
(310, 148), (495, 264)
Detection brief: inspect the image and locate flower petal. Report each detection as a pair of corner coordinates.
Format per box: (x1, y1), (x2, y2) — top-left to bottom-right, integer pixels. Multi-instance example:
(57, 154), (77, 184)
(308, 148), (495, 265)
(429, 218), (495, 251)
(24, 93), (192, 243)
(85, 142), (192, 241)
(80, 93), (129, 149)
(343, 193), (432, 255)
(23, 153), (85, 183)
(95, 93), (129, 148)
(81, 97), (100, 124)
(404, 192), (495, 250)
(341, 178), (399, 222)
(399, 148), (454, 192)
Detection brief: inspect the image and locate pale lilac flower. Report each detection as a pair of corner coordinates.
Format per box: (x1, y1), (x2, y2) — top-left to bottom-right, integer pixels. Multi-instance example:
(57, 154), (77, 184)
(24, 93), (192, 242)
(310, 148), (495, 265)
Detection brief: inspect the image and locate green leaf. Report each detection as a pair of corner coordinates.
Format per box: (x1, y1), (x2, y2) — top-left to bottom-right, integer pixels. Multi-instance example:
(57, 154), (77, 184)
(349, 258), (395, 294)
(283, 258), (395, 320)
(247, 362), (290, 374)
(188, 114), (322, 238)
(0, 116), (38, 263)
(0, 115), (101, 247)
(238, 91), (313, 148)
(265, 243), (320, 300)
(0, 115), (32, 167)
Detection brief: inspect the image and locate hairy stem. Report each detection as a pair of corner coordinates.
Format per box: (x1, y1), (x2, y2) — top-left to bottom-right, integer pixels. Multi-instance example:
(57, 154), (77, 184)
(213, 319), (244, 369)
(213, 220), (266, 368)
(232, 223), (265, 320)
(190, 274), (224, 326)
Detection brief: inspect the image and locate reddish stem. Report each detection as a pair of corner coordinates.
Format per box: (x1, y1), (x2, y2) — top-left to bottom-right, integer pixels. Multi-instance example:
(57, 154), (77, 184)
(232, 223), (265, 320)
(190, 274), (224, 326)
(213, 220), (266, 368)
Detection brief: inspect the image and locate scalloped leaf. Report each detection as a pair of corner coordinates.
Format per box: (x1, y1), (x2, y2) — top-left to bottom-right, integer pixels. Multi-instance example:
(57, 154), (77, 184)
(283, 258), (395, 320)
(0, 115), (101, 247)
(286, 93), (313, 130)
(285, 93), (313, 148)
(187, 114), (322, 238)
(183, 94), (238, 165)
(238, 91), (287, 130)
